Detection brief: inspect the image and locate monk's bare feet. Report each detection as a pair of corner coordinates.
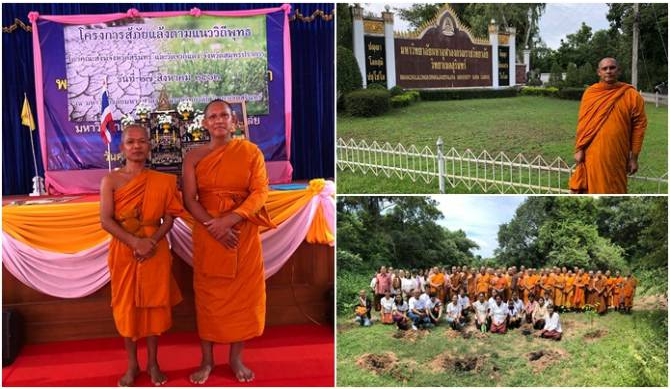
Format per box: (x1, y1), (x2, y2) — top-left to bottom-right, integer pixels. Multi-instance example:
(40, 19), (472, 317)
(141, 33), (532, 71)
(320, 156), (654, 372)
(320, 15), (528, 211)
(118, 366), (140, 387)
(148, 365), (167, 386)
(230, 359), (254, 383)
(189, 364), (213, 385)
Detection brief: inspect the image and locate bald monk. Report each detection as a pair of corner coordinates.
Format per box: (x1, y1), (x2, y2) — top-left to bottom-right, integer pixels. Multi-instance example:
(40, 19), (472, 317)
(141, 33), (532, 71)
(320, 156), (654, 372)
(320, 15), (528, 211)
(429, 267), (446, 304)
(183, 99), (276, 384)
(570, 57), (648, 193)
(611, 271), (624, 311)
(475, 268), (490, 300)
(621, 273), (638, 313)
(553, 269), (565, 308)
(594, 272), (608, 314)
(563, 270), (575, 310)
(100, 125), (184, 386)
(573, 269), (588, 310)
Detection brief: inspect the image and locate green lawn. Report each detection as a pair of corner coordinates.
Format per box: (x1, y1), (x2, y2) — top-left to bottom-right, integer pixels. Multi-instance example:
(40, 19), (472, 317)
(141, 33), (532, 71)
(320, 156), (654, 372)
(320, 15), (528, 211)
(336, 96), (668, 194)
(337, 302), (667, 386)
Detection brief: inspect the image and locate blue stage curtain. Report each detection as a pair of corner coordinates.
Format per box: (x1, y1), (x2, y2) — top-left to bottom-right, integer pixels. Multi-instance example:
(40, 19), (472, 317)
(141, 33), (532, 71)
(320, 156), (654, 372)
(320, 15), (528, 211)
(1, 3), (334, 195)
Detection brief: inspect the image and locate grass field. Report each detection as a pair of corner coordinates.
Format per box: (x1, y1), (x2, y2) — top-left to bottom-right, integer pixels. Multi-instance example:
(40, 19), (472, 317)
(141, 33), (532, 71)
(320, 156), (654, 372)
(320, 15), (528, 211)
(336, 295), (667, 386)
(336, 96), (668, 194)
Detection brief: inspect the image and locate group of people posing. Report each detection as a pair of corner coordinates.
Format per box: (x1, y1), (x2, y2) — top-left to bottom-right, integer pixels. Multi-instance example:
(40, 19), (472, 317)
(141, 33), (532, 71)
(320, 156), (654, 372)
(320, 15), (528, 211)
(354, 265), (638, 340)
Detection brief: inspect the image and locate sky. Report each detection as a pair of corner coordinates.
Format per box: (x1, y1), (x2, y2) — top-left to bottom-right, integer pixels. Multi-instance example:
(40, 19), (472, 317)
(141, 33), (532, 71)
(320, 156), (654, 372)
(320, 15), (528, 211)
(430, 195), (527, 258)
(363, 2), (611, 50)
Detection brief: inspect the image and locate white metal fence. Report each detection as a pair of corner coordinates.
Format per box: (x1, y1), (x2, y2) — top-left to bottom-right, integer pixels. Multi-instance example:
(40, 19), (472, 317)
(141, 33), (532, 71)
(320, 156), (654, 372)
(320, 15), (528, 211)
(337, 137), (668, 194)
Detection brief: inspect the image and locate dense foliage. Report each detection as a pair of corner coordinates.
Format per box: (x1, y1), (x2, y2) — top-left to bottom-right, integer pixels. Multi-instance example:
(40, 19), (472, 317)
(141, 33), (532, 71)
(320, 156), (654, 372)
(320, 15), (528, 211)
(336, 45), (363, 109)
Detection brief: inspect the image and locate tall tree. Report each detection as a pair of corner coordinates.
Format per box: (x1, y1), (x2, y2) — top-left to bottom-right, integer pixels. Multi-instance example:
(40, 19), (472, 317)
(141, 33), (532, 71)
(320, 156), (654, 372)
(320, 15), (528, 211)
(336, 3), (353, 50)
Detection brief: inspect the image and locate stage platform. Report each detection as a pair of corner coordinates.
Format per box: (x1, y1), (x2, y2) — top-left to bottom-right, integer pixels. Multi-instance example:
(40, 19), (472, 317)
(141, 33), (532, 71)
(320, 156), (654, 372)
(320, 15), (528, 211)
(2, 181), (335, 344)
(1, 324), (334, 387)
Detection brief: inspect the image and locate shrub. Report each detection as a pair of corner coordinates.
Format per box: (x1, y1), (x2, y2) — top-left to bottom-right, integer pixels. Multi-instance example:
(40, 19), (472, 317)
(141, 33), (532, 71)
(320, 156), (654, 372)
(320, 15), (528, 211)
(418, 88), (517, 101)
(366, 83), (387, 90)
(389, 85), (405, 97)
(344, 89), (391, 117)
(337, 270), (373, 315)
(390, 93), (412, 108)
(557, 87), (586, 100)
(407, 90), (421, 102)
(519, 86), (559, 97)
(337, 46), (363, 109)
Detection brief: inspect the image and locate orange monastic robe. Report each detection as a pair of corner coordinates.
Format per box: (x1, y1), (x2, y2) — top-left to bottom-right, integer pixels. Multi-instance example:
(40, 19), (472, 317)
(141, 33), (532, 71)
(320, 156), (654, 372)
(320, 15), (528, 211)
(522, 275), (535, 304)
(466, 273), (476, 300)
(621, 277), (638, 308)
(494, 276), (509, 300)
(553, 273), (565, 307)
(570, 82), (647, 193)
(108, 171), (184, 340)
(611, 276), (624, 307)
(573, 274), (589, 308)
(543, 274), (555, 300)
(594, 277), (608, 314)
(475, 274), (490, 297)
(192, 140), (275, 344)
(563, 274), (575, 308)
(430, 272), (446, 302)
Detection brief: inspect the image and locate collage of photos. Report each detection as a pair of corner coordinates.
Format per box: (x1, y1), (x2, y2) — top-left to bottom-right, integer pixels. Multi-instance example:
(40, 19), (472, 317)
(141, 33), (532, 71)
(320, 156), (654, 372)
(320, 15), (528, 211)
(335, 2), (667, 387)
(1, 2), (668, 388)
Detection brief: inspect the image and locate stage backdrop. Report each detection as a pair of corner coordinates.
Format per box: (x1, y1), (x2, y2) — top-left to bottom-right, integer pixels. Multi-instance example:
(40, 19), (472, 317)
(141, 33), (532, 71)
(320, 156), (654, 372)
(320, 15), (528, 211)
(1, 3), (334, 195)
(33, 6), (291, 193)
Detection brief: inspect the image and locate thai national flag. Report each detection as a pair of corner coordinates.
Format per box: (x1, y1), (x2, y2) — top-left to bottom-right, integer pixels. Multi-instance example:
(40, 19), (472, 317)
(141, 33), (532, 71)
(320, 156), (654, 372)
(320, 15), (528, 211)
(100, 90), (115, 145)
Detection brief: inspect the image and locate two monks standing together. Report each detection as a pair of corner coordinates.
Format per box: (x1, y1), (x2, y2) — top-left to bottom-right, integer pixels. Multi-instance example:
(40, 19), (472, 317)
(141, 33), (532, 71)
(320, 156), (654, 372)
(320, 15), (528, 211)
(100, 99), (273, 386)
(570, 57), (648, 194)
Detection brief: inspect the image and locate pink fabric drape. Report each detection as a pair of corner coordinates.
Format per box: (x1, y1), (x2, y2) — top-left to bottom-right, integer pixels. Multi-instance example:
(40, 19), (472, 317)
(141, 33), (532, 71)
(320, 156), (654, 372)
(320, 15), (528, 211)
(2, 180), (334, 298)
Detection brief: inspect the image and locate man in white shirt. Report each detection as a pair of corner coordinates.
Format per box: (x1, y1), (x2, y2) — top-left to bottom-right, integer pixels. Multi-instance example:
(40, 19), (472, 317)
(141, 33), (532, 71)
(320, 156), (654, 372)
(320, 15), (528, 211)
(408, 289), (430, 330)
(540, 304), (563, 340)
(379, 291), (395, 324)
(489, 295), (509, 334)
(445, 295), (464, 330)
(427, 295), (443, 326)
(457, 289), (471, 318)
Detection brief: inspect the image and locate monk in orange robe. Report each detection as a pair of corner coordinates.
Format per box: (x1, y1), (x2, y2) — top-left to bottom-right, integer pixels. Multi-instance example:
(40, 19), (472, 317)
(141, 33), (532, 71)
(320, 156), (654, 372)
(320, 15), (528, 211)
(183, 100), (276, 384)
(621, 274), (638, 313)
(553, 269), (565, 308)
(429, 267), (446, 303)
(611, 271), (624, 310)
(572, 269), (588, 309)
(569, 57), (648, 194)
(522, 270), (535, 304)
(563, 271), (575, 309)
(603, 270), (614, 309)
(543, 270), (555, 302)
(493, 271), (508, 300)
(466, 268), (477, 300)
(593, 272), (608, 314)
(100, 125), (184, 387)
(475, 268), (490, 299)
(585, 271), (597, 308)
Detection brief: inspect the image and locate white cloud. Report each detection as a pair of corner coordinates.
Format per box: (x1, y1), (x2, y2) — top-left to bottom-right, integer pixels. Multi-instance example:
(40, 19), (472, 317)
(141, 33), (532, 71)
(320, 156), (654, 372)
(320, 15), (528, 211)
(431, 195), (526, 258)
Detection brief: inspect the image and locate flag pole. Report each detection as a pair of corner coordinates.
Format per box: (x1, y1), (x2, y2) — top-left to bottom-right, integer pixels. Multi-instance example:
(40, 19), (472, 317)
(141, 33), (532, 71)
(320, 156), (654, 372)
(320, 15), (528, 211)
(25, 93), (45, 196)
(107, 143), (112, 171)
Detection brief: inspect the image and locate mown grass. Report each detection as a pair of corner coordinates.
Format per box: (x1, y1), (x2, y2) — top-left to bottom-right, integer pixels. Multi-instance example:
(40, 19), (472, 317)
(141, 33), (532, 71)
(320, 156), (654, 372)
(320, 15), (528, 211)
(336, 96), (668, 194)
(336, 305), (667, 386)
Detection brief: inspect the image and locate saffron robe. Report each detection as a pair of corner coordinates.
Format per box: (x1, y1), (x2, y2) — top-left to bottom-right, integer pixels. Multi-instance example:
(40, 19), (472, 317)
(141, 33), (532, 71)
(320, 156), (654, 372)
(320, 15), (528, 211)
(593, 277), (608, 314)
(573, 274), (589, 308)
(429, 272), (446, 302)
(475, 274), (490, 297)
(553, 273), (565, 307)
(107, 171), (184, 340)
(611, 276), (624, 307)
(621, 277), (637, 308)
(192, 140), (275, 343)
(569, 82), (647, 193)
(563, 275), (575, 308)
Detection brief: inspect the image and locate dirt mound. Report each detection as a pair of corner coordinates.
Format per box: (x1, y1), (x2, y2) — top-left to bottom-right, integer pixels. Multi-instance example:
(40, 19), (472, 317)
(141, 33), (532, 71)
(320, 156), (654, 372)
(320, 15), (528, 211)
(392, 329), (427, 342)
(356, 352), (398, 375)
(526, 349), (569, 373)
(337, 321), (358, 333)
(583, 329), (608, 341)
(429, 352), (487, 373)
(356, 352), (416, 383)
(632, 294), (667, 311)
(462, 326), (489, 339)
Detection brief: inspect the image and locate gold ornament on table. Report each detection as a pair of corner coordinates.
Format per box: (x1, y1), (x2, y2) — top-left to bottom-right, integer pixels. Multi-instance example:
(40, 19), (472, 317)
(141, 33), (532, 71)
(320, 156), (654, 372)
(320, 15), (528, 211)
(188, 113), (205, 141)
(135, 102), (152, 122)
(157, 114), (172, 133)
(177, 100), (194, 120)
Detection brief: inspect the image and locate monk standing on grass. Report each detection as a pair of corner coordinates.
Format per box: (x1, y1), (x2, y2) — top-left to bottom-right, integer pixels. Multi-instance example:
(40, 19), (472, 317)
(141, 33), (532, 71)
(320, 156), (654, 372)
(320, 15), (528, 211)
(569, 57), (648, 193)
(183, 99), (276, 384)
(100, 125), (185, 387)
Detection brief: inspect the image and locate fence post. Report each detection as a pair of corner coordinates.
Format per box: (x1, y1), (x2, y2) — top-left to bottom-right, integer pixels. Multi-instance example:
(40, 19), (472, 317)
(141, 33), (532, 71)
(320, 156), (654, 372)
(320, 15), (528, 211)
(437, 137), (445, 193)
